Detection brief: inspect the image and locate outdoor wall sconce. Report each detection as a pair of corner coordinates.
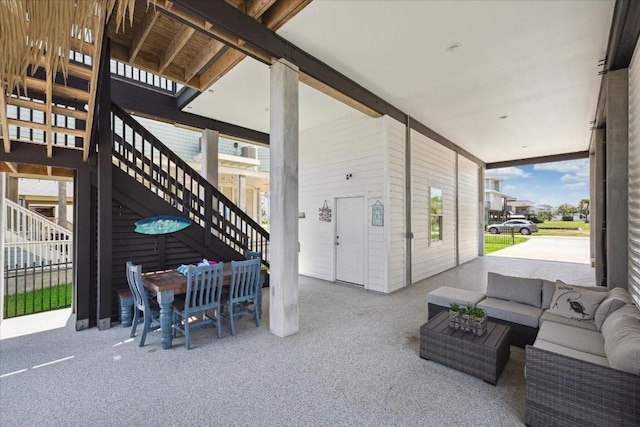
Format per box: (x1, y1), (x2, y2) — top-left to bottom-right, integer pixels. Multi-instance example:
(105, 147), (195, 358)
(346, 173), (353, 180)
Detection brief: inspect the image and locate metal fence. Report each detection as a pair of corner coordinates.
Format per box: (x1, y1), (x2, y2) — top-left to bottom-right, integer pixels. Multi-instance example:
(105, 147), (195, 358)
(484, 227), (518, 247)
(3, 260), (73, 319)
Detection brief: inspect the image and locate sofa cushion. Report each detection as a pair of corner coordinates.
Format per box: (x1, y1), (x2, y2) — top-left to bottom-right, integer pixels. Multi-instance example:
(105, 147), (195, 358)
(486, 272), (542, 307)
(427, 286), (485, 308)
(477, 297), (543, 328)
(536, 321), (606, 357)
(539, 310), (598, 330)
(548, 280), (607, 322)
(541, 279), (556, 309)
(594, 288), (634, 330)
(603, 315), (640, 375)
(533, 339), (610, 368)
(601, 304), (640, 341)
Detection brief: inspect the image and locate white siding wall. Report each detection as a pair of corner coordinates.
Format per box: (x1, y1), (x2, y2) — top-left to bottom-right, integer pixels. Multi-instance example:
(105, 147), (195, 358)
(383, 116), (406, 292)
(629, 40), (640, 305)
(299, 114), (390, 290)
(134, 117), (200, 161)
(411, 130), (457, 282)
(458, 155), (479, 265)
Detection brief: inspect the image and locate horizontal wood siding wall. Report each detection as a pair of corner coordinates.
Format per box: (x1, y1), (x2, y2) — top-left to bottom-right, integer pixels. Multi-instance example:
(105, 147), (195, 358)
(134, 116), (200, 161)
(384, 116), (406, 292)
(411, 130), (456, 282)
(629, 41), (640, 305)
(457, 155), (479, 265)
(299, 114), (384, 288)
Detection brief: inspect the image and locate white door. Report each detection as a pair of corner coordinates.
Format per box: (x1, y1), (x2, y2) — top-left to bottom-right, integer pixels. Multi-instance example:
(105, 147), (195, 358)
(336, 197), (365, 285)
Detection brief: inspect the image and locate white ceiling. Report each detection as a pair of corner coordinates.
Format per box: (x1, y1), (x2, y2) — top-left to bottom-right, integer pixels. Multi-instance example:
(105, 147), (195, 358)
(186, 0), (615, 164)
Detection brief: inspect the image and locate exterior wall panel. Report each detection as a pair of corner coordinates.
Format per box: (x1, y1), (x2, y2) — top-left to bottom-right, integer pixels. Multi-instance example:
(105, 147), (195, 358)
(411, 130), (456, 282)
(458, 155), (479, 265)
(629, 41), (640, 305)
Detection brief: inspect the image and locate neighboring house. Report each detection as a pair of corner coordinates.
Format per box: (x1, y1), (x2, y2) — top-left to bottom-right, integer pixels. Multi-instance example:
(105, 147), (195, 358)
(535, 204), (553, 214)
(484, 178), (510, 224)
(507, 200), (536, 217)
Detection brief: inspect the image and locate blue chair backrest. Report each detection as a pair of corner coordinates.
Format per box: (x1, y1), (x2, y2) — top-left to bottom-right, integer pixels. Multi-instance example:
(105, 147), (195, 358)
(126, 261), (149, 312)
(245, 250), (261, 261)
(184, 263), (224, 314)
(229, 258), (261, 301)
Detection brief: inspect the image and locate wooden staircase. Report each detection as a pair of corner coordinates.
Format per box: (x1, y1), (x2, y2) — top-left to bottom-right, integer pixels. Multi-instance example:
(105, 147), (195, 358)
(0, 4), (108, 177)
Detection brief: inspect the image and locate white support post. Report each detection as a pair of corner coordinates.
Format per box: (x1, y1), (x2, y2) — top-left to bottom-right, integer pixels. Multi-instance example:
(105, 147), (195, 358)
(202, 129), (219, 186)
(0, 172), (6, 323)
(269, 59), (299, 337)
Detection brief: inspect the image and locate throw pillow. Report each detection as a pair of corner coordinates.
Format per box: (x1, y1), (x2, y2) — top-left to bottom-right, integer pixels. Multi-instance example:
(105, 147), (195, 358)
(594, 288), (633, 330)
(548, 280), (607, 322)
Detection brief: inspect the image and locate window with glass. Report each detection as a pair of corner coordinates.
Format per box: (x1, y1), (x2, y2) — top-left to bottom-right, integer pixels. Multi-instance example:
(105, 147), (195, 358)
(430, 188), (443, 242)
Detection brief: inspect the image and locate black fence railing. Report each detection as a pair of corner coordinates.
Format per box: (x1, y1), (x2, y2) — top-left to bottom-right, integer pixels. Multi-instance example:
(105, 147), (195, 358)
(3, 260), (73, 319)
(110, 102), (270, 266)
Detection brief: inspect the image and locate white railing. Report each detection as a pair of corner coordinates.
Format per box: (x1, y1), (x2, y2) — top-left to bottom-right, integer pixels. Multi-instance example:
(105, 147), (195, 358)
(4, 199), (73, 268)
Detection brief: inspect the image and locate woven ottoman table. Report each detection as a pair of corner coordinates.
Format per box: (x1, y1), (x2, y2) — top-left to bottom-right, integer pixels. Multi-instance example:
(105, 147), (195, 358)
(420, 311), (511, 385)
(427, 286), (486, 319)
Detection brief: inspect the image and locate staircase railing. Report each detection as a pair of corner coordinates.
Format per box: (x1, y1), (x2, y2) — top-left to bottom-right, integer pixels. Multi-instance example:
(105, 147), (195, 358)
(110, 102), (269, 266)
(4, 199), (73, 268)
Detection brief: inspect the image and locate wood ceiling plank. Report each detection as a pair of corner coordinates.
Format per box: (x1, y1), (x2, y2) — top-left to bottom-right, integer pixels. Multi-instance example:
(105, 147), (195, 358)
(246, 0), (276, 18)
(184, 38), (225, 83)
(4, 162), (18, 173)
(159, 25), (196, 73)
(23, 77), (90, 103)
(194, 48), (246, 89)
(0, 87), (11, 153)
(129, 7), (162, 63)
(262, 0), (312, 30)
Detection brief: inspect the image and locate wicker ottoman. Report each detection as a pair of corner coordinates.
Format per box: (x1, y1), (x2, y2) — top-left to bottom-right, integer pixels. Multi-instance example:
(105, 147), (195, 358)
(420, 311), (511, 385)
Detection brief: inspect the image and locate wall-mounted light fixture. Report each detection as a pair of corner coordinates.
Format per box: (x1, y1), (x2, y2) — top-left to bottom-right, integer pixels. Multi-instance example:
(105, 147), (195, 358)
(346, 173), (353, 180)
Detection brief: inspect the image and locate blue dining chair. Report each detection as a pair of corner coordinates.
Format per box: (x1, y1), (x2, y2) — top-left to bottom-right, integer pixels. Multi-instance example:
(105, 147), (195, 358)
(245, 250), (265, 318)
(221, 258), (261, 335)
(126, 262), (161, 347)
(172, 263), (224, 349)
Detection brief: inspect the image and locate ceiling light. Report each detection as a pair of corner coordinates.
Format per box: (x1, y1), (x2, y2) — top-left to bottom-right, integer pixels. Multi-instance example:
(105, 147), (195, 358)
(446, 42), (462, 53)
(498, 115), (508, 119)
(521, 145), (528, 148)
(187, 106), (192, 109)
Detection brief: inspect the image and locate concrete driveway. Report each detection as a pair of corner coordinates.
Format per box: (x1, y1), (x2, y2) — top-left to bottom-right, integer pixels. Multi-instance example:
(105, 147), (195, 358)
(487, 236), (591, 264)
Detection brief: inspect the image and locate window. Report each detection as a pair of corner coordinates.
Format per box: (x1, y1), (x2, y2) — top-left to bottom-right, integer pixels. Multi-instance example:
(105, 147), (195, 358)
(430, 188), (443, 242)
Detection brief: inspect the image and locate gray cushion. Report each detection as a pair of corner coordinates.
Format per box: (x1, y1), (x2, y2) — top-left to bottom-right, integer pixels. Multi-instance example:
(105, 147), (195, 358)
(536, 321), (605, 357)
(601, 304), (640, 341)
(477, 297), (542, 328)
(594, 288), (634, 330)
(603, 315), (640, 375)
(541, 279), (556, 309)
(539, 310), (597, 330)
(533, 339), (609, 368)
(547, 280), (607, 322)
(486, 272), (542, 307)
(427, 286), (485, 308)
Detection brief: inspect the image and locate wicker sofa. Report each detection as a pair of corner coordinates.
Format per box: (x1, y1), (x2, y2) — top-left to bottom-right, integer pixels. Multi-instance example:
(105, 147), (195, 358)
(525, 288), (640, 426)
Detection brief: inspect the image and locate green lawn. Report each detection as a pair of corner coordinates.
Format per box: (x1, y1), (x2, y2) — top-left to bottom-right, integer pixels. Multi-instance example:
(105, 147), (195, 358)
(536, 220), (590, 236)
(484, 235), (529, 254)
(3, 283), (72, 318)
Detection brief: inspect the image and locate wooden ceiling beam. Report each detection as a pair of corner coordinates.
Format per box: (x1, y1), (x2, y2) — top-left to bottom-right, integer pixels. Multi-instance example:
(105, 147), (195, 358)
(0, 88), (11, 153)
(70, 37), (96, 56)
(7, 97), (88, 121)
(7, 118), (86, 137)
(24, 77), (89, 103)
(261, 0), (312, 30)
(246, 0), (276, 18)
(159, 24), (196, 74)
(4, 161), (18, 173)
(196, 48), (246, 89)
(129, 6), (162, 63)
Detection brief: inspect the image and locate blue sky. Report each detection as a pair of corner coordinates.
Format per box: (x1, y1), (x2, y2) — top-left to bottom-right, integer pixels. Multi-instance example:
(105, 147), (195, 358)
(485, 159), (589, 208)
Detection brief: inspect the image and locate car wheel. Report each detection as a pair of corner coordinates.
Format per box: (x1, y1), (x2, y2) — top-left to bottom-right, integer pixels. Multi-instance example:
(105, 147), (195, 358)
(489, 228), (499, 234)
(520, 228), (530, 235)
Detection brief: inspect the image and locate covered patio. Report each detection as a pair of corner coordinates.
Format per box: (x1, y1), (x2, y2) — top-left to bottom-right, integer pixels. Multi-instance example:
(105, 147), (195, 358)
(0, 256), (594, 426)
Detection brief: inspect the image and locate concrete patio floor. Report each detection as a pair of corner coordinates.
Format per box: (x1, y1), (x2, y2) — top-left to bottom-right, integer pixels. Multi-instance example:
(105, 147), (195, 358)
(0, 256), (595, 426)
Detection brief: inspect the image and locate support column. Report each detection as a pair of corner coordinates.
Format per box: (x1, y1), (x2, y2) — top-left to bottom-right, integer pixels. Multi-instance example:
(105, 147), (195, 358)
(478, 167), (485, 256)
(592, 129), (606, 285)
(201, 129), (219, 186)
(606, 69), (629, 289)
(0, 173), (5, 323)
(74, 168), (91, 330)
(6, 176), (18, 202)
(269, 59), (299, 338)
(58, 181), (68, 229)
(238, 175), (246, 212)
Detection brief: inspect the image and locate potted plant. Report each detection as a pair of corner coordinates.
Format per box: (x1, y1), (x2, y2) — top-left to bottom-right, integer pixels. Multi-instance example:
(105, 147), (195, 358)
(448, 303), (487, 336)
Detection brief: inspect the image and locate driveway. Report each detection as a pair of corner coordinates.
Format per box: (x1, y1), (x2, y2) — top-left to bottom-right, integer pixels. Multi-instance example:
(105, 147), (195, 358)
(487, 236), (591, 264)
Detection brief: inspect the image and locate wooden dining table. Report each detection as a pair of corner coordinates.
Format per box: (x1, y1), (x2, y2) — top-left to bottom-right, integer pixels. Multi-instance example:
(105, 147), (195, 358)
(143, 264), (265, 349)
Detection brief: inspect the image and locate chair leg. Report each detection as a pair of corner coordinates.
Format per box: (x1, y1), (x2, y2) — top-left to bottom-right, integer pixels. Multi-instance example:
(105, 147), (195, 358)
(139, 313), (151, 347)
(254, 302), (261, 327)
(185, 322), (191, 350)
(228, 302), (236, 336)
(130, 309), (139, 338)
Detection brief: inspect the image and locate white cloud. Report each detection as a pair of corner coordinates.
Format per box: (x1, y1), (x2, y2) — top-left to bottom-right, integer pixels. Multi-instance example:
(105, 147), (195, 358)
(533, 159), (589, 174)
(503, 184), (516, 190)
(562, 182), (586, 190)
(485, 167), (530, 180)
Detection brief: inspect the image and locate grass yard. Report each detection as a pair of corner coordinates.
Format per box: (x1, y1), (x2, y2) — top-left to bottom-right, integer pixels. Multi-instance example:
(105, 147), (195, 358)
(536, 221), (590, 237)
(3, 283), (72, 318)
(484, 234), (529, 254)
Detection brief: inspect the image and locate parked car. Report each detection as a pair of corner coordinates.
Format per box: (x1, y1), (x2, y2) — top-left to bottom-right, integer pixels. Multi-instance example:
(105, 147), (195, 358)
(486, 219), (538, 235)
